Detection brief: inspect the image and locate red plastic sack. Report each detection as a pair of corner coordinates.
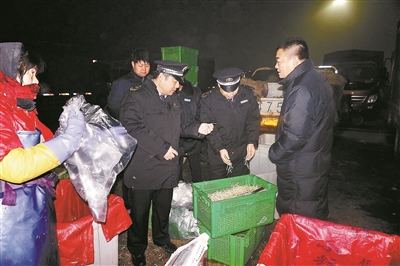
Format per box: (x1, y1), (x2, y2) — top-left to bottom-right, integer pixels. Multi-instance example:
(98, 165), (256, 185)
(258, 214), (400, 266)
(54, 179), (132, 265)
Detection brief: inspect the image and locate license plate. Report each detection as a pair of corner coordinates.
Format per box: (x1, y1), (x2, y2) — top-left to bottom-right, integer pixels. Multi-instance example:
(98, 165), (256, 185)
(259, 98), (283, 115)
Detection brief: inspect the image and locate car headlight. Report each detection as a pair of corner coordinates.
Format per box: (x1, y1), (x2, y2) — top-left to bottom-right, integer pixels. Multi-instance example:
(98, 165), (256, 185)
(367, 94), (378, 103)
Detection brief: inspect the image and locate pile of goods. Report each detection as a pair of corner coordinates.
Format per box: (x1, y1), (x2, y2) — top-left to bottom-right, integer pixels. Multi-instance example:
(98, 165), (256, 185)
(208, 183), (266, 201)
(192, 175), (278, 265)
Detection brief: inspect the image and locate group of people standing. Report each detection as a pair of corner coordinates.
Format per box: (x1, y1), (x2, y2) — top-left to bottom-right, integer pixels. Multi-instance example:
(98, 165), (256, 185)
(0, 36), (335, 266)
(105, 49), (262, 265)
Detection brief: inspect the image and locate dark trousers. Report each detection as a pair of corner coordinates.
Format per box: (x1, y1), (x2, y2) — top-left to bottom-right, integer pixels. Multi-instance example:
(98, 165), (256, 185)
(126, 188), (173, 256)
(179, 152), (202, 183)
(111, 170), (129, 209)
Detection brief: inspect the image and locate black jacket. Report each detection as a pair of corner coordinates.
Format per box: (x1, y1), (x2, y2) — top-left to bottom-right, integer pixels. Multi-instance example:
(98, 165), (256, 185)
(269, 59), (336, 220)
(200, 84), (260, 163)
(106, 71), (146, 119)
(176, 80), (203, 155)
(120, 79), (202, 190)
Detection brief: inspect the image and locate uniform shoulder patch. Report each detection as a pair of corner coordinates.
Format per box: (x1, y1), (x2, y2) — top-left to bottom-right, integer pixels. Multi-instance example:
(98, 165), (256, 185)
(201, 89), (213, 99)
(129, 85), (142, 91)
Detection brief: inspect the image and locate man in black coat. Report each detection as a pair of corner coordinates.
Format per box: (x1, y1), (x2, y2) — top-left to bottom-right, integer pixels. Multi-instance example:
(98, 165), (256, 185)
(106, 49), (151, 120)
(107, 49), (151, 197)
(200, 67), (261, 180)
(269, 37), (336, 220)
(119, 60), (214, 266)
(176, 77), (203, 182)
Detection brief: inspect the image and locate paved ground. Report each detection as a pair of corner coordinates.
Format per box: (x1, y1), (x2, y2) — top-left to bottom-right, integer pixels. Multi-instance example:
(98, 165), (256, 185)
(115, 113), (399, 265)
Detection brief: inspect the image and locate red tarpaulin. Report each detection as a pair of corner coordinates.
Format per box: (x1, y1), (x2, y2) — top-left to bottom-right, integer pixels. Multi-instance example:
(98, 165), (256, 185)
(258, 214), (400, 266)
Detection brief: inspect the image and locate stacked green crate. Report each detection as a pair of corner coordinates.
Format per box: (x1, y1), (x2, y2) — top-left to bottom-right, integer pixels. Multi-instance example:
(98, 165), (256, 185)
(198, 222), (266, 266)
(193, 174), (277, 237)
(193, 174), (277, 265)
(161, 46), (199, 86)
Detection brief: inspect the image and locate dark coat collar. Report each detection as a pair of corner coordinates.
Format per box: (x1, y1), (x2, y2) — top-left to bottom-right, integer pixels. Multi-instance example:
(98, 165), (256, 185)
(180, 81), (194, 96)
(279, 59), (314, 86)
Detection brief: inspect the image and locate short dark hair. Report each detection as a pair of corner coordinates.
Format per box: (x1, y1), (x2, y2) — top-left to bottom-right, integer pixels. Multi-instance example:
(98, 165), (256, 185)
(276, 37), (309, 60)
(131, 49), (151, 63)
(153, 70), (162, 79)
(17, 46), (46, 83)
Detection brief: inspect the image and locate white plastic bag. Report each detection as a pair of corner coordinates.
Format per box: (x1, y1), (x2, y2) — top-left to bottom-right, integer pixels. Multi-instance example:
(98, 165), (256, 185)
(171, 181), (193, 207)
(169, 206), (199, 239)
(56, 95), (137, 222)
(165, 233), (209, 266)
(169, 181), (199, 239)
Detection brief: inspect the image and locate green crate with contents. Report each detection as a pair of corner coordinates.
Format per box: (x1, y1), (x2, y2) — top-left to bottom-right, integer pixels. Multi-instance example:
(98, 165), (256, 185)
(161, 46), (198, 66)
(192, 174), (277, 238)
(198, 222), (265, 266)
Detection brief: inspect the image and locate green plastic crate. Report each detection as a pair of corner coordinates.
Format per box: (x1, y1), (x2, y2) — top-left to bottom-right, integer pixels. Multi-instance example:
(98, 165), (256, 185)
(161, 46), (198, 66)
(199, 222), (265, 266)
(185, 65), (198, 86)
(193, 174), (277, 238)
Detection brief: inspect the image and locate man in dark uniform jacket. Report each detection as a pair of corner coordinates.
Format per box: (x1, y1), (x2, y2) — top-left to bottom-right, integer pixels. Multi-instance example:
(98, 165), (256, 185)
(106, 49), (150, 120)
(176, 77), (203, 183)
(200, 67), (261, 180)
(107, 49), (150, 197)
(120, 60), (214, 266)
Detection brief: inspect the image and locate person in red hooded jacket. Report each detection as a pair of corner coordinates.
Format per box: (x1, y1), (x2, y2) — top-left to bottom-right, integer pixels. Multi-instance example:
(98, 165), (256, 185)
(0, 42), (86, 265)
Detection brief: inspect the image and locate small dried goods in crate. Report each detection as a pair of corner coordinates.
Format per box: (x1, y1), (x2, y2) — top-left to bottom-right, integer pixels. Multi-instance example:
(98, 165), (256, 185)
(193, 174), (277, 238)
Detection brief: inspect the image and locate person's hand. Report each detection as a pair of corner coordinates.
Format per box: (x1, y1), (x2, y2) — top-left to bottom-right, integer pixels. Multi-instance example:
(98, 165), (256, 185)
(219, 149), (231, 165)
(245, 143), (256, 161)
(44, 109), (86, 162)
(198, 123), (214, 135)
(164, 146), (178, 160)
(64, 110), (85, 150)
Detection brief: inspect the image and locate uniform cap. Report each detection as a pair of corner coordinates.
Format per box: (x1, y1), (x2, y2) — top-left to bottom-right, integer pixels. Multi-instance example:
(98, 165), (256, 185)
(213, 67), (243, 92)
(155, 60), (189, 84)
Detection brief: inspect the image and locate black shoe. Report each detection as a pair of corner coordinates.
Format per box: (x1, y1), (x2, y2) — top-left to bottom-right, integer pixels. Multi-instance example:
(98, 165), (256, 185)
(132, 254), (146, 266)
(157, 242), (177, 254)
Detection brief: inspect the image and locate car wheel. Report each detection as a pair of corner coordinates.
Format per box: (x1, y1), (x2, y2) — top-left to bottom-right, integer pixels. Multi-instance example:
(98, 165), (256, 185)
(351, 114), (364, 126)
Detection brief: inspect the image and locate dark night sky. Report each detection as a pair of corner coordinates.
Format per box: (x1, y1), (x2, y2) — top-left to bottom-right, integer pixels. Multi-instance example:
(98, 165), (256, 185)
(1, 0), (399, 88)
